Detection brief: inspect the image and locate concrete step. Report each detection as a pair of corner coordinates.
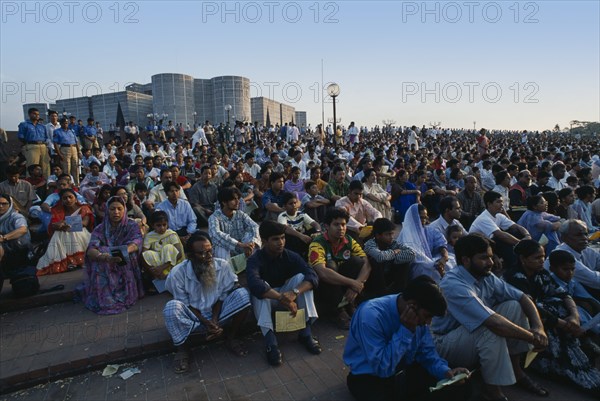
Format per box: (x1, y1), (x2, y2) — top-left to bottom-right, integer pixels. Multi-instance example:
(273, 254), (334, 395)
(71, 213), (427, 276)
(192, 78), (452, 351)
(0, 270), (83, 314)
(0, 293), (175, 394)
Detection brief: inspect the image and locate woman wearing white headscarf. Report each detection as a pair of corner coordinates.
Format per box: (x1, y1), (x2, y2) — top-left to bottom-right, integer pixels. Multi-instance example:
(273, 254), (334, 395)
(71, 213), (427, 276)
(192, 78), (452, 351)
(396, 203), (454, 282)
(0, 194), (31, 285)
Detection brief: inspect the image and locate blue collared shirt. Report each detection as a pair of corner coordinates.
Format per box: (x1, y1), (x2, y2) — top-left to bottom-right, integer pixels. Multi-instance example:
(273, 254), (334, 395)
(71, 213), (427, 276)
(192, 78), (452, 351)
(344, 294), (449, 379)
(431, 265), (523, 334)
(18, 120), (47, 142)
(69, 123), (81, 136)
(156, 199), (197, 234)
(53, 128), (78, 145)
(83, 125), (97, 138)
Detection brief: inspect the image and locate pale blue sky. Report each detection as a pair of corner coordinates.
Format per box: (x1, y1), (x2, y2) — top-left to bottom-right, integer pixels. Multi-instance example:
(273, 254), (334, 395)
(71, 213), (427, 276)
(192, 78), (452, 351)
(1, 1), (598, 130)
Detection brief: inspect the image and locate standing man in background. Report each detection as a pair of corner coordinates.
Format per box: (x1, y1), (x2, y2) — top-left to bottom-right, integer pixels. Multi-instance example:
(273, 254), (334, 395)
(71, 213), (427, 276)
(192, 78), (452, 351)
(18, 107), (50, 178)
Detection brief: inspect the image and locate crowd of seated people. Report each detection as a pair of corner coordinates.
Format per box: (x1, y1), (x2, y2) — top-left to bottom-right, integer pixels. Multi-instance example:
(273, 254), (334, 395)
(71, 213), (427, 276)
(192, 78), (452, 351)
(4, 111), (600, 399)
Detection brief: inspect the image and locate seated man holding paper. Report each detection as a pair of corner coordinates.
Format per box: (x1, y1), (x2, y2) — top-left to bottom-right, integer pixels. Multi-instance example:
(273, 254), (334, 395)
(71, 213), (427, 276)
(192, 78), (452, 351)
(163, 232), (251, 373)
(246, 220), (320, 367)
(344, 276), (471, 401)
(431, 234), (548, 401)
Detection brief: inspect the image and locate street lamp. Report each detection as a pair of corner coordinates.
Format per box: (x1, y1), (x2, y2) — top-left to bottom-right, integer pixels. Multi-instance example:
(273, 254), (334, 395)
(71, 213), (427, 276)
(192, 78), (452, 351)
(193, 111), (197, 129)
(327, 83), (340, 137)
(473, 121), (476, 131)
(224, 104), (232, 125)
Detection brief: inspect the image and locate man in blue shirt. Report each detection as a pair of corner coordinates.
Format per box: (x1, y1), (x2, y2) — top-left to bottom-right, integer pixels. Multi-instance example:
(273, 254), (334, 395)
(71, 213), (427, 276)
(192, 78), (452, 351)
(53, 118), (81, 185)
(82, 118), (98, 151)
(344, 275), (470, 401)
(431, 234), (548, 400)
(156, 182), (197, 239)
(68, 116), (80, 137)
(18, 108), (50, 177)
(262, 172), (285, 221)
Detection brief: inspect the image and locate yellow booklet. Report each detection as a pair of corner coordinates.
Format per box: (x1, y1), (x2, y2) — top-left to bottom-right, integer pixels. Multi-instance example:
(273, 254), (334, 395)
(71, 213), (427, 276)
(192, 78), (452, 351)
(275, 309), (306, 332)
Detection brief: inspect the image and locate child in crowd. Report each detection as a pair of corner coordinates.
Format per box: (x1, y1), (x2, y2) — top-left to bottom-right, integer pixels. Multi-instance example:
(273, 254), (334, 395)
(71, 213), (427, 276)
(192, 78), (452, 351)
(134, 183), (149, 207)
(92, 184), (113, 221)
(566, 175), (579, 191)
(301, 180), (330, 223)
(573, 185), (599, 233)
(142, 211), (184, 285)
(284, 166), (306, 200)
(25, 164), (47, 202)
(549, 250), (600, 339)
(445, 225), (463, 257)
(277, 191), (321, 257)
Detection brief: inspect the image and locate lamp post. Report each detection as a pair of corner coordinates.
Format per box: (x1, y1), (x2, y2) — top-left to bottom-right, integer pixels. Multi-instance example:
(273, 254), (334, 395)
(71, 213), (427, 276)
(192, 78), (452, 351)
(473, 121), (476, 131)
(224, 104), (232, 125)
(193, 112), (197, 129)
(327, 83), (340, 138)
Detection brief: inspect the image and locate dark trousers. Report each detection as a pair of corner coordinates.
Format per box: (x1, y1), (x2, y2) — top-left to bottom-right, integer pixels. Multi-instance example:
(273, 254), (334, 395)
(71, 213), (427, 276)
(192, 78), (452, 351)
(304, 204), (327, 223)
(315, 256), (385, 315)
(284, 234), (309, 259)
(347, 364), (470, 401)
(368, 258), (412, 296)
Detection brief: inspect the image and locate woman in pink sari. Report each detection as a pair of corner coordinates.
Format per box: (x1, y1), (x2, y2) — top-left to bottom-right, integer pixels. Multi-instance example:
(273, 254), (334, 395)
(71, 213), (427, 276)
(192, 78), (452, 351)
(78, 196), (144, 314)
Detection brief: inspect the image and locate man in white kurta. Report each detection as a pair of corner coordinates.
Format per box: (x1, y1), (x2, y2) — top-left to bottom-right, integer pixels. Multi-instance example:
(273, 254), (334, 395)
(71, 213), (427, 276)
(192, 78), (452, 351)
(163, 232), (251, 372)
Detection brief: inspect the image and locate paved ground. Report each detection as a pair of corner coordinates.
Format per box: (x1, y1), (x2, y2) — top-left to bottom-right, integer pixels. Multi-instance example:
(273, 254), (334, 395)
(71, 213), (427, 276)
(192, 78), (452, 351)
(1, 271), (599, 401)
(3, 321), (599, 401)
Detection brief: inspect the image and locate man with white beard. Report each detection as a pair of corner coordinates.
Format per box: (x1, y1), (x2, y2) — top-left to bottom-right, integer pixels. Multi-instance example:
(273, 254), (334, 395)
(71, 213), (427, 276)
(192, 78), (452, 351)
(163, 232), (251, 373)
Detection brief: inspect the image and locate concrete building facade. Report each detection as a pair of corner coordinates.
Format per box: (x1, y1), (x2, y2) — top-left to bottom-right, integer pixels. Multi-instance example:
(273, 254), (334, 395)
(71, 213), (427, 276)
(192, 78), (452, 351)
(294, 111), (307, 128)
(92, 91), (153, 129)
(251, 97), (295, 127)
(54, 97), (93, 122)
(193, 78), (214, 125)
(22, 103), (50, 121)
(22, 73), (304, 130)
(211, 76), (251, 125)
(151, 73), (195, 127)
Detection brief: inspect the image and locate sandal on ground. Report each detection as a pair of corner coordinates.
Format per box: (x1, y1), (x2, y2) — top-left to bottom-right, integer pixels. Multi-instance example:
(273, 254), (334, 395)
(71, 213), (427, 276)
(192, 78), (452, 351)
(516, 375), (549, 397)
(226, 339), (249, 357)
(173, 351), (190, 374)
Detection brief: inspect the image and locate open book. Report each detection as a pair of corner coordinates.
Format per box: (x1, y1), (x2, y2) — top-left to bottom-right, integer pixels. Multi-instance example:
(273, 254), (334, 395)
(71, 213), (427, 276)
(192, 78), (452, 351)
(65, 215), (83, 232)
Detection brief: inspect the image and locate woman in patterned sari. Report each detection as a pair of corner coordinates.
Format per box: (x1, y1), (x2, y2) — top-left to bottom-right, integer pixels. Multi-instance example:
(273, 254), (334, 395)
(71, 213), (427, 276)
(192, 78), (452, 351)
(78, 196), (144, 314)
(505, 240), (600, 396)
(36, 188), (94, 275)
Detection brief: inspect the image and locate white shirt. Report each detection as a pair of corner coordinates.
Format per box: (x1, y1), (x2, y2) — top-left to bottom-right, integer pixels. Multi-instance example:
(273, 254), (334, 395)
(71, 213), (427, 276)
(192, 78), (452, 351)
(243, 163), (261, 179)
(147, 183), (188, 203)
(166, 259), (238, 316)
(492, 185), (510, 211)
(192, 128), (208, 148)
(45, 121), (60, 153)
(429, 216), (467, 239)
(290, 159), (309, 179)
(548, 176), (568, 191)
(469, 209), (514, 239)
